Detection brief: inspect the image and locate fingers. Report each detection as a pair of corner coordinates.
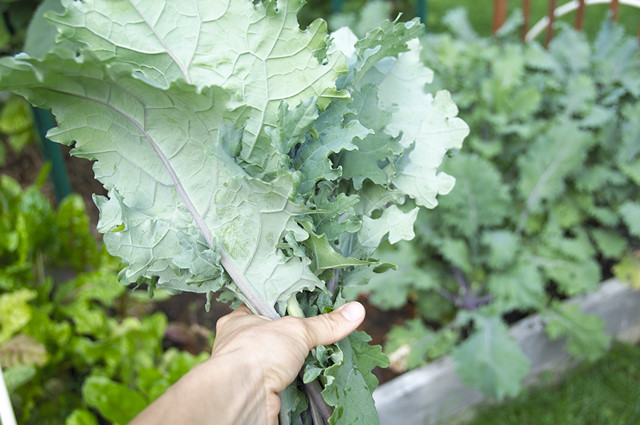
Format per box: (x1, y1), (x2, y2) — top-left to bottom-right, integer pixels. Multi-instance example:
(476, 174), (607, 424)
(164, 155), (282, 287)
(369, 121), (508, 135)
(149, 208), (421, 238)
(299, 302), (365, 349)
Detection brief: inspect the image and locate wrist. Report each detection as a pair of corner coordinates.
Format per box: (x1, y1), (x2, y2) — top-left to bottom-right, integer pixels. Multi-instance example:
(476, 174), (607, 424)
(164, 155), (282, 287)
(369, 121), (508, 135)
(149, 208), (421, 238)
(202, 354), (268, 424)
(130, 355), (266, 425)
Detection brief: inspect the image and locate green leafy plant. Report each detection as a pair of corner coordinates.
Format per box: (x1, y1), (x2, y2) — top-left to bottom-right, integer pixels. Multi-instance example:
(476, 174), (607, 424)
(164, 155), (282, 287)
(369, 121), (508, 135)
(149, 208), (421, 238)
(0, 1), (468, 423)
(0, 0), (46, 165)
(0, 175), (209, 425)
(367, 11), (640, 399)
(0, 94), (36, 165)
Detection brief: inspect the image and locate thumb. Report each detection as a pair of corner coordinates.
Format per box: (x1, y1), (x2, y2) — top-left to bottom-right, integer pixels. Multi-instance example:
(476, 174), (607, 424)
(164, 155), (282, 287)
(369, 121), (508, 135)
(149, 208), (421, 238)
(299, 302), (365, 349)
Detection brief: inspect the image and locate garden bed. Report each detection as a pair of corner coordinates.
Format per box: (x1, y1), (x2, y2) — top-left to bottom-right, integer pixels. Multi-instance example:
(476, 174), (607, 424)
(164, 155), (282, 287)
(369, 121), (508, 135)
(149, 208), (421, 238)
(373, 279), (640, 425)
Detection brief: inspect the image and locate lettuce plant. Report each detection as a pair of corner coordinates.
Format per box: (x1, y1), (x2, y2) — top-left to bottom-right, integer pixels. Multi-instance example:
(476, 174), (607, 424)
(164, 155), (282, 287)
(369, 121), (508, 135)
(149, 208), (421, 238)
(0, 1), (467, 423)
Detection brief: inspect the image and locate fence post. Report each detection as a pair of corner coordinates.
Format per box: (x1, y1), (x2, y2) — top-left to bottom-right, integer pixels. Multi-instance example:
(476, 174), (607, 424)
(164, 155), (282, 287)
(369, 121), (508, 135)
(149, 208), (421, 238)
(575, 0), (586, 30)
(331, 0), (344, 13)
(417, 0), (428, 24)
(32, 107), (72, 202)
(492, 0), (508, 34)
(544, 0), (558, 47)
(0, 368), (17, 425)
(522, 0), (531, 40)
(610, 0), (620, 20)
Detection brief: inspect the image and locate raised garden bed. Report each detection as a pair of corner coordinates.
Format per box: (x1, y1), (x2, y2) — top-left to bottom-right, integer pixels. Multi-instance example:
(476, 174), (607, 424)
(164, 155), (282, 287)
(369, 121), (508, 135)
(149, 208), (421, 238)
(374, 279), (640, 425)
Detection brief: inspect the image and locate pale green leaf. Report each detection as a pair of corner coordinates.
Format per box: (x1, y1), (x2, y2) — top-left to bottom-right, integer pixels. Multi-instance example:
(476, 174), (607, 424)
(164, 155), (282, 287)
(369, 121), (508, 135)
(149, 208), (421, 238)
(481, 230), (521, 269)
(574, 165), (626, 192)
(50, 0), (349, 172)
(440, 154), (510, 237)
(592, 19), (640, 96)
(590, 228), (628, 259)
(548, 28), (591, 75)
(311, 186), (361, 242)
(299, 221), (370, 274)
(535, 230), (600, 296)
(322, 331), (388, 425)
(0, 46), (322, 317)
(385, 318), (457, 371)
(518, 121), (593, 213)
(24, 0), (66, 59)
(0, 48), (230, 293)
(361, 242), (437, 310)
(440, 238), (472, 275)
(487, 258), (545, 311)
(354, 205), (418, 257)
(619, 201), (640, 238)
(452, 315), (530, 400)
(562, 74), (596, 117)
(492, 44), (525, 90)
(294, 99), (371, 193)
(213, 175), (322, 314)
(265, 97), (318, 173)
(375, 39), (468, 208)
(340, 130), (402, 189)
(329, 0), (392, 38)
(617, 103), (640, 184)
(544, 304), (610, 362)
(348, 18), (423, 89)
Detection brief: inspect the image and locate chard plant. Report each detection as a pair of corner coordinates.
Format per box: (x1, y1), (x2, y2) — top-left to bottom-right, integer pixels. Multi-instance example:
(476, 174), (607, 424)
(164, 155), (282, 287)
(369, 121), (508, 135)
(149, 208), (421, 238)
(0, 175), (209, 425)
(0, 0), (468, 423)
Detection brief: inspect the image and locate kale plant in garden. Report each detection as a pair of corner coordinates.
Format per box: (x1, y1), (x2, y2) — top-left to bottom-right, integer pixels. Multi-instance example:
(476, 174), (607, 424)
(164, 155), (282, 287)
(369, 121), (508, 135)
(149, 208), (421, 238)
(363, 10), (640, 400)
(0, 0), (468, 423)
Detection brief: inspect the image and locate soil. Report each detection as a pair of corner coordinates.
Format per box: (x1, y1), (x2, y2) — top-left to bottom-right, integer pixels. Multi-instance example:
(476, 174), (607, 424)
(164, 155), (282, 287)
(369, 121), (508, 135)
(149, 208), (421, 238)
(2, 140), (407, 384)
(1, 142), (105, 228)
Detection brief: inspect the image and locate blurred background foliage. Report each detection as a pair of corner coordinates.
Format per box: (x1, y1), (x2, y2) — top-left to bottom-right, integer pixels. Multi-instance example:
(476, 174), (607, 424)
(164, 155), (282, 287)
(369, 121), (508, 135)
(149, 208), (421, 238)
(0, 175), (210, 425)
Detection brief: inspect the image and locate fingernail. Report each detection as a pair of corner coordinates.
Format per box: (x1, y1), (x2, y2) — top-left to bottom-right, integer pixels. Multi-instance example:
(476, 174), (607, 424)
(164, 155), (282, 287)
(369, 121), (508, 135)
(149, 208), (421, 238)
(339, 302), (365, 322)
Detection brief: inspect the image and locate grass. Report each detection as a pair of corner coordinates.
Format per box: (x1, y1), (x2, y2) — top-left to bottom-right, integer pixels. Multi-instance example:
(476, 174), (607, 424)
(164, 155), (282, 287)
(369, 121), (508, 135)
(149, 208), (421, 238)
(463, 342), (640, 425)
(305, 0), (640, 40)
(424, 0), (640, 39)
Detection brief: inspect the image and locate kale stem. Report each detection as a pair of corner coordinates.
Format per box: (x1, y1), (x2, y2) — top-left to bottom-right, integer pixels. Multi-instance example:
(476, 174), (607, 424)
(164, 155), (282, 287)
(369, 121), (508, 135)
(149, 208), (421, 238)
(287, 296), (334, 423)
(304, 380), (332, 424)
(453, 267), (470, 291)
(326, 269), (340, 296)
(220, 252), (333, 423)
(287, 295), (306, 318)
(219, 249), (280, 319)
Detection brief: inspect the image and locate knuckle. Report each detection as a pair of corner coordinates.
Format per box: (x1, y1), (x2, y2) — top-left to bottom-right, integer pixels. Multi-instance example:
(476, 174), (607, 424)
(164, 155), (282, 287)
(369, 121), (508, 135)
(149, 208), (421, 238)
(319, 314), (340, 335)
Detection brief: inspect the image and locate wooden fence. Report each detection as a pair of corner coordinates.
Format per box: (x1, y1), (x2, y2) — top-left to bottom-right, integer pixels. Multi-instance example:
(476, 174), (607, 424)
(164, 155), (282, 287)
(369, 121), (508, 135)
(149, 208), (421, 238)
(493, 0), (640, 46)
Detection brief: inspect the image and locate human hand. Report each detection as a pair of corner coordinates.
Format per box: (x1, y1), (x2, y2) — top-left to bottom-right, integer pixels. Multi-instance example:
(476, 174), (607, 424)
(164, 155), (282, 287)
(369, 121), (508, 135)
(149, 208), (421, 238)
(129, 301), (365, 425)
(211, 302), (366, 424)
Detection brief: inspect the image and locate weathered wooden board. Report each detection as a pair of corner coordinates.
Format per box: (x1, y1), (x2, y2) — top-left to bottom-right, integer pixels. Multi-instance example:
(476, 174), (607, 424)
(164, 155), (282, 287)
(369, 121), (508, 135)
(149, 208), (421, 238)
(373, 279), (640, 425)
